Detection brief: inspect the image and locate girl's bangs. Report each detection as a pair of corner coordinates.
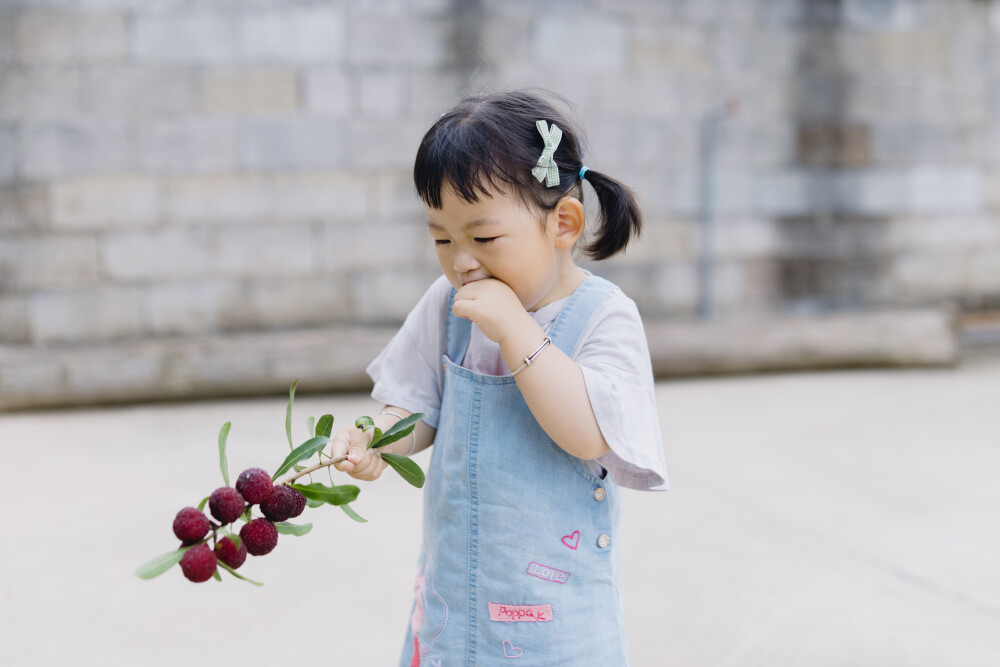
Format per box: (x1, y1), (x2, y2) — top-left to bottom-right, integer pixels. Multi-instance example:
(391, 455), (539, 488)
(414, 118), (527, 209)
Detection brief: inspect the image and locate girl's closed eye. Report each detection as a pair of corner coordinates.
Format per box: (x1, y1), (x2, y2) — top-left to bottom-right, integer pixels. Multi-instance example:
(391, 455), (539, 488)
(475, 237), (498, 244)
(434, 239), (451, 246)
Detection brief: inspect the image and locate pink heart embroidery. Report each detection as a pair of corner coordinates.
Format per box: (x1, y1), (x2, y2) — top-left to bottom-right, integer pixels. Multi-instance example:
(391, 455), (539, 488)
(561, 530), (580, 550)
(502, 639), (523, 659)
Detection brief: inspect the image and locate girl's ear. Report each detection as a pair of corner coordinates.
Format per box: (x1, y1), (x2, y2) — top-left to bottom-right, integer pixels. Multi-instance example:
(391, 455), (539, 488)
(548, 196), (586, 250)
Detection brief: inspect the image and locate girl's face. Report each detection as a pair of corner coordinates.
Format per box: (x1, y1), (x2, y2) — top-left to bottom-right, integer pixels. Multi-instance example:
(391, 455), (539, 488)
(426, 186), (579, 311)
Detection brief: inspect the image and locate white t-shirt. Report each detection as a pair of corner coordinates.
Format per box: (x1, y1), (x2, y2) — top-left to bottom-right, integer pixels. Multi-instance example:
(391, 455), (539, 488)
(367, 274), (669, 491)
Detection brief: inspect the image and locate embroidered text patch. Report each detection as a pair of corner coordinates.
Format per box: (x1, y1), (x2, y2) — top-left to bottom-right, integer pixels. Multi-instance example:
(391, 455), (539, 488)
(488, 603), (553, 623)
(526, 561), (570, 584)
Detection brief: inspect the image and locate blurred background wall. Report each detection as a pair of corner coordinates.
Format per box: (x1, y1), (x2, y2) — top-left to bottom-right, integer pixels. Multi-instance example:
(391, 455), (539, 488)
(1, 0), (998, 409)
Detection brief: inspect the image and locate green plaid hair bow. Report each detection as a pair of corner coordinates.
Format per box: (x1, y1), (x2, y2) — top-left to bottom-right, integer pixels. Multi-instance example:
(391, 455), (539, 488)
(531, 120), (563, 188)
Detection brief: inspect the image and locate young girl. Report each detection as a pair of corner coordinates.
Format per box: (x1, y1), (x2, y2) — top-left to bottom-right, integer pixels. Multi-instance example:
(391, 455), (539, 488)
(331, 89), (668, 665)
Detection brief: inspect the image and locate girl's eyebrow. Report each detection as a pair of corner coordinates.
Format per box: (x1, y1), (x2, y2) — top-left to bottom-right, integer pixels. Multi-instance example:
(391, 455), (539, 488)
(427, 218), (499, 231)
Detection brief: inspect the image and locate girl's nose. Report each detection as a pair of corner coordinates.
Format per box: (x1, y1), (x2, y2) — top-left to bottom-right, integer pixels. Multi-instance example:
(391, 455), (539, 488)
(453, 250), (480, 273)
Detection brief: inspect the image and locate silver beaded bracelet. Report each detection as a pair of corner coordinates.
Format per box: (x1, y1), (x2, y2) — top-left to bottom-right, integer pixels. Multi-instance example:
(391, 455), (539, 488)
(380, 409), (417, 456)
(510, 336), (552, 377)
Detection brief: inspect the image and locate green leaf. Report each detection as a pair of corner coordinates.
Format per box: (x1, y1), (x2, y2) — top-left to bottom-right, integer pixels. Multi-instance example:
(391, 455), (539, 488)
(305, 498), (324, 509)
(371, 412), (423, 449)
(365, 428), (383, 449)
(307, 416), (315, 437)
(289, 482), (360, 506)
(272, 436), (329, 480)
(275, 521), (313, 536)
(355, 415), (374, 429)
(315, 414), (334, 438)
(218, 561), (263, 587)
(285, 378), (299, 451)
(135, 546), (191, 580)
(218, 421), (231, 487)
(381, 453), (425, 488)
(212, 569), (222, 582)
(196, 495), (210, 511)
(340, 503), (367, 523)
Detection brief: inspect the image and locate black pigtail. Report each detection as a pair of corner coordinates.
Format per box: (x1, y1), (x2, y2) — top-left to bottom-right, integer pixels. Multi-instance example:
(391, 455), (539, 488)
(580, 169), (643, 260)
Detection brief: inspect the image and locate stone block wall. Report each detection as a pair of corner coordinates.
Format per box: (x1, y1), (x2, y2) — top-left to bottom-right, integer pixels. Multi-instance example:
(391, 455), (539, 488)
(1, 0), (998, 407)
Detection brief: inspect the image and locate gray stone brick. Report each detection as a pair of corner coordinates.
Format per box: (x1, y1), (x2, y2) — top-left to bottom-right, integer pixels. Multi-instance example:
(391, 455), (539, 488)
(843, 0), (919, 31)
(238, 7), (346, 64)
(213, 224), (317, 278)
(0, 357), (65, 405)
(906, 166), (984, 215)
(200, 68), (298, 113)
(870, 124), (973, 165)
(357, 69), (407, 119)
(888, 215), (1000, 254)
(649, 261), (699, 314)
(49, 175), (160, 230)
(890, 252), (967, 299)
(0, 236), (99, 290)
(27, 286), (140, 343)
(407, 70), (461, 118)
(674, 0), (756, 26)
(376, 171), (427, 226)
(0, 297), (27, 343)
(347, 16), (448, 67)
(249, 275), (351, 328)
(131, 12), (237, 64)
(137, 118), (237, 174)
(20, 120), (130, 181)
(0, 68), (82, 121)
(101, 228), (216, 281)
(239, 118), (343, 171)
(15, 11), (127, 63)
(65, 349), (161, 396)
(81, 66), (198, 118)
(349, 267), (440, 322)
(0, 11), (14, 64)
(0, 186), (49, 234)
(303, 68), (352, 117)
(535, 15), (628, 72)
(344, 119), (424, 170)
(633, 22), (710, 72)
(163, 172), (372, 226)
(272, 173), (373, 222)
(0, 125), (14, 183)
(758, 0), (841, 27)
(966, 250), (1000, 295)
(139, 280), (233, 336)
(320, 220), (426, 271)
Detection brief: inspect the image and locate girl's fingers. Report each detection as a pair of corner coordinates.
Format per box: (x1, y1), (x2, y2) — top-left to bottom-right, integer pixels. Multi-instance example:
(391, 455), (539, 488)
(347, 428), (370, 464)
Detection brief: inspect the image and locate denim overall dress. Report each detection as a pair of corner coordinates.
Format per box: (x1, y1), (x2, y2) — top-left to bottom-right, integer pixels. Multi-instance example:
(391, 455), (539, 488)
(400, 275), (628, 666)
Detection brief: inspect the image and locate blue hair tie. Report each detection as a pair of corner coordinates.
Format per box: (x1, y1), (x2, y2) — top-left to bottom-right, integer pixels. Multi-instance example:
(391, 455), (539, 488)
(579, 166), (589, 180)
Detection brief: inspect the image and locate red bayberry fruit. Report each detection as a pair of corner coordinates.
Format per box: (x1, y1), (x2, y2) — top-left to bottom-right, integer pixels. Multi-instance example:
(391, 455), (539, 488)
(260, 485), (296, 522)
(180, 543), (217, 583)
(172, 507), (210, 546)
(288, 487), (307, 518)
(240, 518), (278, 556)
(209, 487), (245, 524)
(214, 536), (247, 570)
(235, 468), (273, 505)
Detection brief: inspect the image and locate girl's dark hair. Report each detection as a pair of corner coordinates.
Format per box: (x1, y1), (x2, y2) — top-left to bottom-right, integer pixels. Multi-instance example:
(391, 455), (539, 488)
(413, 89), (642, 260)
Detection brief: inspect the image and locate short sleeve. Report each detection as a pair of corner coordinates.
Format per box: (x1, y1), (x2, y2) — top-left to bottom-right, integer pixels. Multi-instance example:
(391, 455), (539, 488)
(366, 276), (452, 429)
(574, 291), (669, 491)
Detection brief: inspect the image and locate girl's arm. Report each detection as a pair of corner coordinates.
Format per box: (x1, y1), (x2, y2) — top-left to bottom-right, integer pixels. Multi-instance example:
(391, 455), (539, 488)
(453, 280), (610, 461)
(331, 405), (436, 481)
(500, 321), (611, 461)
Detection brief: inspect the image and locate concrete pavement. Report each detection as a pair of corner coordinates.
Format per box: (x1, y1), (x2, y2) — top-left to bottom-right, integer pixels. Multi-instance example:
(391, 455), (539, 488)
(1, 355), (998, 666)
